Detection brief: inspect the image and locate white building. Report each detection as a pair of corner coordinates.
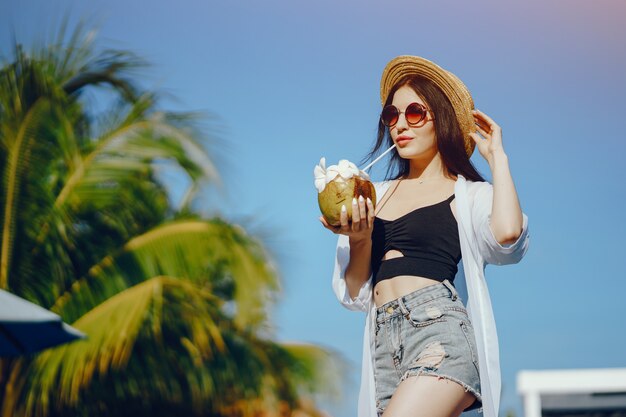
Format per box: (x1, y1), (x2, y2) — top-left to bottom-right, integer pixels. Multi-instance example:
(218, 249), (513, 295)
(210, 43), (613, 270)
(517, 368), (626, 417)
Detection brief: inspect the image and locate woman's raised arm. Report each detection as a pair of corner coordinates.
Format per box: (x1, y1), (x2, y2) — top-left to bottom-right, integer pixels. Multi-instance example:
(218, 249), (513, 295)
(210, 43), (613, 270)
(470, 109), (524, 245)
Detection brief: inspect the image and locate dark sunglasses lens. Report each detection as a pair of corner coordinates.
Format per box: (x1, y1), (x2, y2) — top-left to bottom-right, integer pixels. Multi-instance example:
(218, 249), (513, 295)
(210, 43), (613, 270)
(381, 106), (399, 126)
(405, 103), (427, 125)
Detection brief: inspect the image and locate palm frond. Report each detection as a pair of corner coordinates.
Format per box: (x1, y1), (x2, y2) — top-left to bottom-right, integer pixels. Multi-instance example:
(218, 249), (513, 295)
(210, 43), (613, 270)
(33, 18), (144, 103)
(1, 98), (50, 289)
(52, 219), (279, 327)
(7, 277), (331, 417)
(54, 109), (218, 211)
(12, 277), (225, 417)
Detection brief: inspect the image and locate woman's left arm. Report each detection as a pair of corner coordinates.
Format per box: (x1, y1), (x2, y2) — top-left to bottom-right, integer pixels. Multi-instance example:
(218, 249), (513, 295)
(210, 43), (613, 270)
(470, 109), (523, 245)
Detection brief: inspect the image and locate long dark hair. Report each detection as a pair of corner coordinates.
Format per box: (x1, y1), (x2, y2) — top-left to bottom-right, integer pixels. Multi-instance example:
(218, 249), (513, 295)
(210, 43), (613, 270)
(361, 74), (485, 182)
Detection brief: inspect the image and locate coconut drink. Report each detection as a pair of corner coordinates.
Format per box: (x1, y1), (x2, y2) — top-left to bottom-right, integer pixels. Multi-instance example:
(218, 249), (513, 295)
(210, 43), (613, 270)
(314, 158), (376, 226)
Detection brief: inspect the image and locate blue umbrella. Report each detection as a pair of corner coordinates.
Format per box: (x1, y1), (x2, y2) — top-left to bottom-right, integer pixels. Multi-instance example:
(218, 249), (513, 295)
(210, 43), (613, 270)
(0, 289), (85, 356)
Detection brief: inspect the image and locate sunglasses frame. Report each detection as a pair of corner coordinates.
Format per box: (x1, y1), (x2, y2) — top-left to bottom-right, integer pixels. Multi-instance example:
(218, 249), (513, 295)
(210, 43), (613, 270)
(380, 102), (434, 128)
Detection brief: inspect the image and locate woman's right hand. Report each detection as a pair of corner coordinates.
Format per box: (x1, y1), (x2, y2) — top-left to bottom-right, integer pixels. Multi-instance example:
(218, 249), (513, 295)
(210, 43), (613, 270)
(319, 195), (375, 242)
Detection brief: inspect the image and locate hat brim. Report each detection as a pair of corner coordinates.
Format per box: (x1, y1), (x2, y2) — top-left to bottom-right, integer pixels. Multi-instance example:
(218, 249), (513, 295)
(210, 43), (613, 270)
(380, 55), (476, 157)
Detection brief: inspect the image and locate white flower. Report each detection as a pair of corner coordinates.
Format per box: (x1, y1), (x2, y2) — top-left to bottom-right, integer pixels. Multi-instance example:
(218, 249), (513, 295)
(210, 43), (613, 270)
(314, 157), (367, 193)
(337, 159), (360, 179)
(325, 164), (340, 184)
(314, 157), (328, 193)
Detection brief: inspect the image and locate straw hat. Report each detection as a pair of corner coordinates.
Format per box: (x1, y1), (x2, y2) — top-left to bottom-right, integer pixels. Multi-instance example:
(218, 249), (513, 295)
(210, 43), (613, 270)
(380, 55), (476, 157)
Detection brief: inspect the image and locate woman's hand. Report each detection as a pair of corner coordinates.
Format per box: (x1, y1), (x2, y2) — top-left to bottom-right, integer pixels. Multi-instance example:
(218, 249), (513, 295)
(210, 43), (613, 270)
(319, 195), (375, 242)
(469, 109), (506, 165)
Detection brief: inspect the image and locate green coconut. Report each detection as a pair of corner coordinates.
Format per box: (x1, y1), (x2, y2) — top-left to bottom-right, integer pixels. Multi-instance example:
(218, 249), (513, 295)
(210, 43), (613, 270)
(318, 176), (376, 226)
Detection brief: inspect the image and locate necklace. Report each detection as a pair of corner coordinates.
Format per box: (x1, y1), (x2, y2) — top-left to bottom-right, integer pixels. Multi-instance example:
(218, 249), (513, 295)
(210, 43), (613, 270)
(401, 176), (448, 184)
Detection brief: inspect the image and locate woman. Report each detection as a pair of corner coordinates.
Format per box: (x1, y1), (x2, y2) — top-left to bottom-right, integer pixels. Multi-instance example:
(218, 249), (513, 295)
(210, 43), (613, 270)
(319, 55), (530, 417)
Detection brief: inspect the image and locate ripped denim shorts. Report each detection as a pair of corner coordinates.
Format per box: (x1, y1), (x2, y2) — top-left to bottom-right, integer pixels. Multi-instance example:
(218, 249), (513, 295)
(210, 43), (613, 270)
(373, 279), (482, 415)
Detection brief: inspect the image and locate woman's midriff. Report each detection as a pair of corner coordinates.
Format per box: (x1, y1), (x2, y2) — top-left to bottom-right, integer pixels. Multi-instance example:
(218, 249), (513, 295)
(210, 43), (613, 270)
(373, 275), (442, 307)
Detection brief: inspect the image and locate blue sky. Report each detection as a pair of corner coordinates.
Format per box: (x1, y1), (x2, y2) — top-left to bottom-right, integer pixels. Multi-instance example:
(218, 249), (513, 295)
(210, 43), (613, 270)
(2, 0), (625, 416)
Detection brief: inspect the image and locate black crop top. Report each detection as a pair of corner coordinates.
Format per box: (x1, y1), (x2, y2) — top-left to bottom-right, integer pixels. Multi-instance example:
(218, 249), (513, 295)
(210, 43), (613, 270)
(370, 194), (461, 285)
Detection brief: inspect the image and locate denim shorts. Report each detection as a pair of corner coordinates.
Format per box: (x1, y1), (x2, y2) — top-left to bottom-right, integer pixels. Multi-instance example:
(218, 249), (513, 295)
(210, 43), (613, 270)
(373, 279), (482, 415)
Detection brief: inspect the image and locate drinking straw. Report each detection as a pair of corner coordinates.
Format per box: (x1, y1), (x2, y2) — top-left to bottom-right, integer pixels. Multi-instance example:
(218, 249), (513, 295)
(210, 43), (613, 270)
(360, 144), (397, 172)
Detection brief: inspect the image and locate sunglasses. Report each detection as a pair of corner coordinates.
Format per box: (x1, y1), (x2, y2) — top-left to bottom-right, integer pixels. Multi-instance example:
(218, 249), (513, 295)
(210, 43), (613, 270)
(380, 102), (433, 127)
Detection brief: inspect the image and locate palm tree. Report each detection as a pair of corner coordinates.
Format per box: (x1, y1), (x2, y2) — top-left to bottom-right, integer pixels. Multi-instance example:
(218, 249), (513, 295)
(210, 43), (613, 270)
(0, 23), (341, 417)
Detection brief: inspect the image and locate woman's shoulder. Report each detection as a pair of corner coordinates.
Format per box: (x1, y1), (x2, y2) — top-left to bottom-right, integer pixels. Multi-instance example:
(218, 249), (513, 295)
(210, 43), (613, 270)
(455, 176), (494, 208)
(462, 176), (492, 193)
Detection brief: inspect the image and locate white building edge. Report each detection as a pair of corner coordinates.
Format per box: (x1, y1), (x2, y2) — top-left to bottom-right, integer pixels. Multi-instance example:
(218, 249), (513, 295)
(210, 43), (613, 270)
(517, 368), (626, 417)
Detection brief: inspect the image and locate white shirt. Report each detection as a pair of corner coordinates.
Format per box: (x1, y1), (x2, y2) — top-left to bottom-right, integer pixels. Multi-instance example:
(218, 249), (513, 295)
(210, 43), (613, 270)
(331, 175), (530, 417)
